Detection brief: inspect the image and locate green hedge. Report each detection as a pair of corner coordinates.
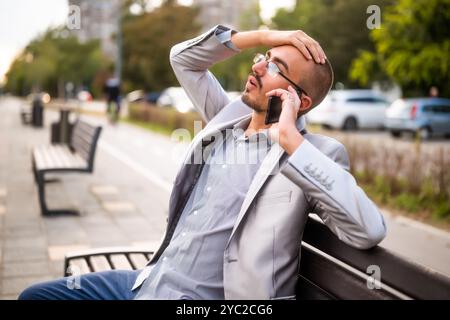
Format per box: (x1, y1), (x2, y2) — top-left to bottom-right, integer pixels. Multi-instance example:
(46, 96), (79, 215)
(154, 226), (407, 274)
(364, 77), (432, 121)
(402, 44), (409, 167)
(128, 102), (204, 137)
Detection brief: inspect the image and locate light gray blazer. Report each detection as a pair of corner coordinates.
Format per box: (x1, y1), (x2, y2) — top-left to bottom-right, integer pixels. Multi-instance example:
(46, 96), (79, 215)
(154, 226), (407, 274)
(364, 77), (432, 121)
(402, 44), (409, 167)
(143, 25), (387, 300)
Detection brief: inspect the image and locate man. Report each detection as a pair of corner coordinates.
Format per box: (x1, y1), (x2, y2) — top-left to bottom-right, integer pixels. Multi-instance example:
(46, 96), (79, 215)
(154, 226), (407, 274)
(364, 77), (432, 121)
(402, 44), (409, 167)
(19, 25), (386, 300)
(103, 75), (121, 123)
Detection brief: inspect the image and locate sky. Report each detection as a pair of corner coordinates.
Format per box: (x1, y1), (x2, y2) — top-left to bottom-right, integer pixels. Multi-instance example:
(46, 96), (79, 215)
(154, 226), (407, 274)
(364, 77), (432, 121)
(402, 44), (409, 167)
(0, 0), (295, 84)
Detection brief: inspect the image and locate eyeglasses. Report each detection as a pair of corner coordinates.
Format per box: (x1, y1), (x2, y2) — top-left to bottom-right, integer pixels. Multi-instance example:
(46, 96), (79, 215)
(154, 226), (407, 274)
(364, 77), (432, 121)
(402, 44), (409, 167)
(253, 53), (308, 97)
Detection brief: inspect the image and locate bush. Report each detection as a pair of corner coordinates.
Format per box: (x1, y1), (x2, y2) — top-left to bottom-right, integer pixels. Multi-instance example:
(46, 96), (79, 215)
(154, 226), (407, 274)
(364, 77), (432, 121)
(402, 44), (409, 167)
(128, 102), (204, 137)
(344, 138), (450, 220)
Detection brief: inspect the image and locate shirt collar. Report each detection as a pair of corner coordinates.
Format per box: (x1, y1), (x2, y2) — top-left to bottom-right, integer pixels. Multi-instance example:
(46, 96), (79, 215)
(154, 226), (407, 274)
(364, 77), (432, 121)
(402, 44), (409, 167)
(231, 117), (272, 146)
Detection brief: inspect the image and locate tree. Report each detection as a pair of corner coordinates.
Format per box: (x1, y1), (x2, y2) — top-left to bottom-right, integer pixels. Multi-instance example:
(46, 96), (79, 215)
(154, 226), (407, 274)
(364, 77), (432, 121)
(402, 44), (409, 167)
(210, 1), (265, 91)
(4, 27), (110, 97)
(121, 2), (200, 92)
(271, 0), (394, 88)
(350, 0), (450, 97)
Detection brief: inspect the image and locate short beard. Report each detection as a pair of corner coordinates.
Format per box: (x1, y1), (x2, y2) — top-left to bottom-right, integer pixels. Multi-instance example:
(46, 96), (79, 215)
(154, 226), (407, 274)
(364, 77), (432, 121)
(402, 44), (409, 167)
(241, 92), (265, 113)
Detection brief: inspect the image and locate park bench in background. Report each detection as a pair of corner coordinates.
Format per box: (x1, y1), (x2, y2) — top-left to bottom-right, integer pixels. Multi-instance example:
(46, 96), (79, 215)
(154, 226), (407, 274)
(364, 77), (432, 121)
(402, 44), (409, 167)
(32, 119), (102, 216)
(64, 217), (450, 300)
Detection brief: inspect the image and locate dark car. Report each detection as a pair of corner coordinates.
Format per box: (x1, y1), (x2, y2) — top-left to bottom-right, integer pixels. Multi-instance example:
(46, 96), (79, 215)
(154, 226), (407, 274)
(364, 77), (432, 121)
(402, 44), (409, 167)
(385, 98), (450, 139)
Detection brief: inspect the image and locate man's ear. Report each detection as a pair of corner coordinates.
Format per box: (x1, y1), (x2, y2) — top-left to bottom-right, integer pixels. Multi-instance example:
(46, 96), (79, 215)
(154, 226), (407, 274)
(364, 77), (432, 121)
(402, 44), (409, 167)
(297, 95), (313, 116)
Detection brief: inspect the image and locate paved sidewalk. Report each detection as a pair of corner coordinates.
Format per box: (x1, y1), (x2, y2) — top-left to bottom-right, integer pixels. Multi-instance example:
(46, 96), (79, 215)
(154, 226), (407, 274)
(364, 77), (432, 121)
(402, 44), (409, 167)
(0, 97), (168, 299)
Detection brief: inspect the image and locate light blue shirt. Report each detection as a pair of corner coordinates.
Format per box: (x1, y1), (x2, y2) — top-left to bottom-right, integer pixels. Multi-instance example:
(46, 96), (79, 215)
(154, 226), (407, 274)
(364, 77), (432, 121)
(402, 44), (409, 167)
(133, 118), (272, 299)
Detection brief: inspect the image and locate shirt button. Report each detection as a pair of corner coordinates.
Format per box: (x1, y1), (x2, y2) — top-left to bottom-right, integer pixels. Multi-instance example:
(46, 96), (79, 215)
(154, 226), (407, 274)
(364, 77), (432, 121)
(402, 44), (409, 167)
(206, 186), (211, 192)
(222, 164), (227, 169)
(193, 210), (198, 215)
(181, 232), (186, 237)
(162, 257), (167, 261)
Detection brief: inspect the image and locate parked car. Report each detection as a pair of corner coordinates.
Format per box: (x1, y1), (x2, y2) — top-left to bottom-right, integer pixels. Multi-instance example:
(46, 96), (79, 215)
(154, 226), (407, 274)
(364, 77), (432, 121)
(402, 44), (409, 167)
(385, 97), (450, 139)
(157, 87), (194, 113)
(77, 90), (93, 102)
(306, 90), (389, 130)
(126, 90), (145, 103)
(126, 90), (161, 104)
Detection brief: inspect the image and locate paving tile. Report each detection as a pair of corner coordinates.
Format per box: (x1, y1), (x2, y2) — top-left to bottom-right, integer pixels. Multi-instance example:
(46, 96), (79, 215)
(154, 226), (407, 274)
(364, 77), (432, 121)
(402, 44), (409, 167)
(4, 236), (47, 249)
(2, 260), (52, 277)
(2, 275), (54, 296)
(47, 245), (90, 261)
(1, 294), (19, 300)
(49, 260), (65, 277)
(3, 246), (48, 262)
(46, 231), (90, 246)
(2, 225), (43, 239)
(90, 185), (118, 196)
(102, 201), (136, 213)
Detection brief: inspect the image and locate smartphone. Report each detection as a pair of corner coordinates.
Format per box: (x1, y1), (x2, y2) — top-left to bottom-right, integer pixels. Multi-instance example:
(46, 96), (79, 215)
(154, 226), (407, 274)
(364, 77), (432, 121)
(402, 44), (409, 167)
(265, 95), (283, 125)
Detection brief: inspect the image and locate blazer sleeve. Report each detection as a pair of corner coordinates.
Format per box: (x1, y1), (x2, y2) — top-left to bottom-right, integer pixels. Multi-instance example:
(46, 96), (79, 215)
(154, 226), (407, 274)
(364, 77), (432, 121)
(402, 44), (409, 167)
(169, 25), (240, 123)
(281, 139), (387, 249)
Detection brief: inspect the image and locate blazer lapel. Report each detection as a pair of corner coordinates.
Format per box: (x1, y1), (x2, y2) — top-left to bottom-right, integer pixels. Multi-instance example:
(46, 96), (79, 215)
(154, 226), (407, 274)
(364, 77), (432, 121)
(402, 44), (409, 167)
(226, 143), (285, 247)
(226, 116), (308, 247)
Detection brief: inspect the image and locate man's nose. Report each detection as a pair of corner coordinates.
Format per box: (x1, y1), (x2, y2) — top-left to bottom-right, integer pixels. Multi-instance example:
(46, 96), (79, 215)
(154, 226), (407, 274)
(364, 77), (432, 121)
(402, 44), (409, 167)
(251, 60), (267, 77)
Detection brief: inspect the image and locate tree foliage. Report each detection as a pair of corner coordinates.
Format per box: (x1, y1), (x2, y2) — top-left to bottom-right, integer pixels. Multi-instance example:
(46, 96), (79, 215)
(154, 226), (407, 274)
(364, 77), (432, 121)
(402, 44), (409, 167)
(5, 28), (110, 97)
(210, 1), (264, 91)
(271, 0), (394, 88)
(350, 0), (450, 97)
(121, 2), (201, 92)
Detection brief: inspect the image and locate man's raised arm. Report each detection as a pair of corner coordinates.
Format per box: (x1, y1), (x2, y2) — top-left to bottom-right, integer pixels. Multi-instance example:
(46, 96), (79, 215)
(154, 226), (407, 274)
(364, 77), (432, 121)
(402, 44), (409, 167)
(170, 25), (327, 122)
(169, 25), (240, 122)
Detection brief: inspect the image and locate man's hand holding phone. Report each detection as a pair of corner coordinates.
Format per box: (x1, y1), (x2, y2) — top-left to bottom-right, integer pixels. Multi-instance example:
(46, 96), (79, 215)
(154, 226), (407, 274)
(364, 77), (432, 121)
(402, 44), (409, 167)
(266, 86), (305, 155)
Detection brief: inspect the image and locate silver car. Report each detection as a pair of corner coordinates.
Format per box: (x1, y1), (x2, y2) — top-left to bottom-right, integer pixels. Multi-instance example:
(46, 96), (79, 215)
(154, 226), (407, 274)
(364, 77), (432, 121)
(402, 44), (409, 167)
(306, 90), (389, 130)
(385, 98), (450, 139)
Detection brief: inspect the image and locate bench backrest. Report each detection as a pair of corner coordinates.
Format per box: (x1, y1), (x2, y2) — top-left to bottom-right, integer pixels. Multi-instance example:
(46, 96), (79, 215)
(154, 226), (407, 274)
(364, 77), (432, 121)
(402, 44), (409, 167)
(70, 119), (102, 172)
(298, 218), (450, 299)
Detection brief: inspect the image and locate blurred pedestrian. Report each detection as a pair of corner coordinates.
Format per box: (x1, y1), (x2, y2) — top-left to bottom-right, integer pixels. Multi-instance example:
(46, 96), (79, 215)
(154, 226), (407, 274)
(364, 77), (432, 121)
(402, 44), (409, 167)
(104, 75), (121, 123)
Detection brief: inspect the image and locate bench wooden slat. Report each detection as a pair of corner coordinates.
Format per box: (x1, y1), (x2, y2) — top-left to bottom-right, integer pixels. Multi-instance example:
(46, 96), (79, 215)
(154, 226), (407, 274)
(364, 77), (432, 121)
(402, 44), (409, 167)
(47, 145), (66, 168)
(68, 258), (91, 275)
(129, 253), (150, 269)
(75, 121), (97, 136)
(72, 137), (92, 155)
(71, 141), (91, 161)
(110, 254), (134, 270)
(299, 245), (400, 299)
(72, 128), (96, 145)
(296, 275), (336, 300)
(89, 256), (113, 272)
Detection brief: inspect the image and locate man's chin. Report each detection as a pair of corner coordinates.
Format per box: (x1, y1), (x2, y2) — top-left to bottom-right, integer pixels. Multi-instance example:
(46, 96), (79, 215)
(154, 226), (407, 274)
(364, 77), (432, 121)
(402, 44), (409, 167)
(241, 92), (265, 113)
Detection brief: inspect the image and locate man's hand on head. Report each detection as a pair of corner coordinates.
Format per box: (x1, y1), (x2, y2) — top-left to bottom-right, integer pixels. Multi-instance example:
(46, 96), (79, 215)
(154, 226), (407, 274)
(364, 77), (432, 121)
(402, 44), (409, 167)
(266, 86), (305, 155)
(263, 30), (326, 64)
(231, 29), (326, 64)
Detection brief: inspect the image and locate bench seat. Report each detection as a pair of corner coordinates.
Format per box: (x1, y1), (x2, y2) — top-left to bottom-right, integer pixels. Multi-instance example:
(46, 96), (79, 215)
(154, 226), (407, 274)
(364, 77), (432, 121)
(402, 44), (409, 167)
(33, 145), (87, 171)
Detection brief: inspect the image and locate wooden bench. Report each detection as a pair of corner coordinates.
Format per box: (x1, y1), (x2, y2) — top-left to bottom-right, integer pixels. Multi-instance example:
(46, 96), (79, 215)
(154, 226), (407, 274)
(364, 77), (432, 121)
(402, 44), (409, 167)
(64, 217), (450, 299)
(32, 119), (102, 216)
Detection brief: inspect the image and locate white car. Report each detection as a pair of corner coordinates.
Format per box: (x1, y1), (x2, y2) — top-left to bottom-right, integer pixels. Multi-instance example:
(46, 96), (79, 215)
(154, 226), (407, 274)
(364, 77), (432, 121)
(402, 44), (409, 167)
(157, 87), (194, 113)
(306, 90), (389, 130)
(157, 87), (241, 113)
